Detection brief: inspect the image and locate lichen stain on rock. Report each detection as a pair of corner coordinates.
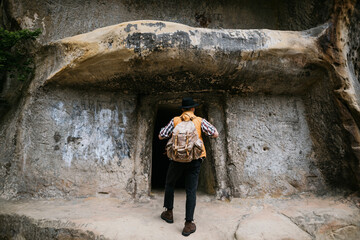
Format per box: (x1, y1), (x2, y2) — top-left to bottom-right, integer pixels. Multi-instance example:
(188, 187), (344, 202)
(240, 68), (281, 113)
(50, 100), (131, 167)
(124, 23), (138, 32)
(141, 22), (166, 30)
(0, 89), (138, 198)
(125, 30), (191, 55)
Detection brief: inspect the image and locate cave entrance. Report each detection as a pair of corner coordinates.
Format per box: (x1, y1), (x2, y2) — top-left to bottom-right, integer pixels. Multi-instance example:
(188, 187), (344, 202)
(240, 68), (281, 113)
(151, 103), (216, 194)
(151, 104), (181, 189)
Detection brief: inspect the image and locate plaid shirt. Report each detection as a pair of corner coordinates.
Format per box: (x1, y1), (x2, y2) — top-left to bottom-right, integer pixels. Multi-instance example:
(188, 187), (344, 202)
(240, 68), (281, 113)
(159, 118), (217, 138)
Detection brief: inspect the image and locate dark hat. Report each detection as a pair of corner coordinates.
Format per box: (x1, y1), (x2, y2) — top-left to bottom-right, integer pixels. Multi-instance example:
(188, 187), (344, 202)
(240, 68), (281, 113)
(181, 97), (200, 109)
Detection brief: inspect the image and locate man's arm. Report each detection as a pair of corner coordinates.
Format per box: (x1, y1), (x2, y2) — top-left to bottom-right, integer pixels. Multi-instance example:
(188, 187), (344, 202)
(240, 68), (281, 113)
(158, 119), (174, 140)
(201, 119), (219, 138)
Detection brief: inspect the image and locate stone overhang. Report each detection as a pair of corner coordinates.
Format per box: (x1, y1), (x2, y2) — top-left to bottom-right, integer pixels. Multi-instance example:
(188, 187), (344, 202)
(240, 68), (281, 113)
(39, 20), (330, 94)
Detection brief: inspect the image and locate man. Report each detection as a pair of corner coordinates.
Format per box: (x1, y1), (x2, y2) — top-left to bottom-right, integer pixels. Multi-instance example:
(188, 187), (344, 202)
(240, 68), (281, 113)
(158, 97), (219, 236)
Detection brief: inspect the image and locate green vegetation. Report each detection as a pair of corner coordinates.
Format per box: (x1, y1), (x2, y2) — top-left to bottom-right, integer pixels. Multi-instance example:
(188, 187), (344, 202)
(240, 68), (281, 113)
(0, 28), (41, 81)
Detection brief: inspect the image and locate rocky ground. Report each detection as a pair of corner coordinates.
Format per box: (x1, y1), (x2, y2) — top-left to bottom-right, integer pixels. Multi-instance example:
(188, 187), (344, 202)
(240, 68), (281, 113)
(0, 191), (359, 240)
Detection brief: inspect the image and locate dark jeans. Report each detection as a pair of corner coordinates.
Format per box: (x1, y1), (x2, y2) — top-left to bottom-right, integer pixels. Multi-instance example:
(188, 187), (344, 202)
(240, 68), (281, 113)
(163, 158), (202, 221)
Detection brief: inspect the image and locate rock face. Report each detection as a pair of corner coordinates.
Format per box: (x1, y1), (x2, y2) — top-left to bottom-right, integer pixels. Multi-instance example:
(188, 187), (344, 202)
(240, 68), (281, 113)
(37, 20), (328, 95)
(8, 89), (136, 198)
(0, 0), (360, 200)
(2, 0), (332, 44)
(226, 96), (322, 197)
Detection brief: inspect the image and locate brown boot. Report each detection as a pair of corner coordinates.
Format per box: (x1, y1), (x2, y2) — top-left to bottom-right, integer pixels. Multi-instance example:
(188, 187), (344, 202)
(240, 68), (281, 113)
(161, 209), (173, 223)
(182, 221), (196, 236)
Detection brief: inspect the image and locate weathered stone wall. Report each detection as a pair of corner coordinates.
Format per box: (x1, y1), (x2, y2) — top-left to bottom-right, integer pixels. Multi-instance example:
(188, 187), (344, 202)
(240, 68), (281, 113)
(226, 95), (325, 197)
(1, 0), (359, 200)
(325, 0), (360, 190)
(0, 104), (20, 198)
(347, 0), (360, 102)
(303, 75), (358, 189)
(348, 0), (360, 84)
(345, 0), (360, 187)
(1, 88), (137, 199)
(1, 87), (352, 200)
(2, 0), (332, 44)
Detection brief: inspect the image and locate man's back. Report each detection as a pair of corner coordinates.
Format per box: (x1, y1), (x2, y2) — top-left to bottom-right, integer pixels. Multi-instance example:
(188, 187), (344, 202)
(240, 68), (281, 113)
(159, 97), (218, 237)
(173, 111), (206, 158)
(166, 111), (204, 162)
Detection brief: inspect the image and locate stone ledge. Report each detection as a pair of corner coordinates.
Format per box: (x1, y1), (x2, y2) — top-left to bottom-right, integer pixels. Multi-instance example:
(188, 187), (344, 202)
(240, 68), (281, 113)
(0, 214), (105, 240)
(35, 20), (330, 94)
(0, 192), (359, 240)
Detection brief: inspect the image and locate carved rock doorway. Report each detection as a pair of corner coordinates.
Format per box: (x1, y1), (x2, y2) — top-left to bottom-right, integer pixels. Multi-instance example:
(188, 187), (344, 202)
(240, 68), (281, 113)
(151, 101), (216, 194)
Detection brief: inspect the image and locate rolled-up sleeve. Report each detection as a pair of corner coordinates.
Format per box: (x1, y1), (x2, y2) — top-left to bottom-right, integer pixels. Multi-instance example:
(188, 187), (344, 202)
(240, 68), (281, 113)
(201, 119), (217, 136)
(159, 119), (174, 138)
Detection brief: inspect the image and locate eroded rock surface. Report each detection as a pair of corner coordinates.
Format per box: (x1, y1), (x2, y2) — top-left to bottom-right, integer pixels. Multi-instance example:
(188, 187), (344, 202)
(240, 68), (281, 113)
(226, 96), (324, 198)
(9, 89), (136, 199)
(0, 192), (359, 240)
(37, 20), (328, 94)
(0, 0), (359, 201)
(1, 0), (333, 43)
(235, 210), (313, 240)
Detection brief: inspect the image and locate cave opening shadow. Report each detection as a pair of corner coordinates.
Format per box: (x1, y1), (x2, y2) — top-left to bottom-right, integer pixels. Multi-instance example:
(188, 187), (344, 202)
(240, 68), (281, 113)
(151, 104), (216, 195)
(151, 104), (183, 190)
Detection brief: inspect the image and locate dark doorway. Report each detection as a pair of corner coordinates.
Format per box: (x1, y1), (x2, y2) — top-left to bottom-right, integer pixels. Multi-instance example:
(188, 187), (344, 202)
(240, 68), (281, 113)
(151, 103), (216, 194)
(151, 104), (182, 189)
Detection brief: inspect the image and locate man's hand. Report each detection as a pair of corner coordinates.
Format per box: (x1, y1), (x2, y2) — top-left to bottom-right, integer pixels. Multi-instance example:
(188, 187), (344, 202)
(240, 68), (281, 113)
(158, 134), (166, 140)
(211, 129), (219, 139)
